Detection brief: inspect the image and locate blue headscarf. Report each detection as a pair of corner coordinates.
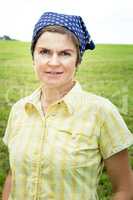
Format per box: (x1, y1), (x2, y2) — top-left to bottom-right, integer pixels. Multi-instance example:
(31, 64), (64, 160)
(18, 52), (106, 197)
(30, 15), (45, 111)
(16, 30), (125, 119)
(32, 12), (95, 56)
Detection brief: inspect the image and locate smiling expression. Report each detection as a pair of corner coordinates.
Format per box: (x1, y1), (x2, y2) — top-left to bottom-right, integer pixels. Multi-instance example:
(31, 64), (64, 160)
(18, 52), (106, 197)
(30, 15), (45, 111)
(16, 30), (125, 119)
(33, 31), (78, 90)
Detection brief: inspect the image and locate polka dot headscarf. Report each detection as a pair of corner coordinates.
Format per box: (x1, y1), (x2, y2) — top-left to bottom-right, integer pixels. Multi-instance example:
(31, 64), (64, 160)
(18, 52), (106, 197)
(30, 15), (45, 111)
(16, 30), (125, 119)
(32, 12), (95, 56)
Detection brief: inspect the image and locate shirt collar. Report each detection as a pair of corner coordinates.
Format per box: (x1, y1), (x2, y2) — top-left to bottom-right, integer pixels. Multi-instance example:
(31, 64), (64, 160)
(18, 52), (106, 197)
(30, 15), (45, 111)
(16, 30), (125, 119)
(24, 81), (83, 115)
(24, 86), (42, 114)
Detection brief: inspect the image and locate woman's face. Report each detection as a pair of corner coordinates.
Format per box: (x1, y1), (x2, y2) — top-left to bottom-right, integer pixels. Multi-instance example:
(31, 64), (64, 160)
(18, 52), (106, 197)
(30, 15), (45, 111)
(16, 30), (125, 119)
(33, 31), (78, 89)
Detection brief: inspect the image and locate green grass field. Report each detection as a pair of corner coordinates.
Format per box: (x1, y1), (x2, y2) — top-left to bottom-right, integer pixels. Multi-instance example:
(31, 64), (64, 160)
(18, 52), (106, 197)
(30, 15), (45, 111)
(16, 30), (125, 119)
(0, 40), (133, 199)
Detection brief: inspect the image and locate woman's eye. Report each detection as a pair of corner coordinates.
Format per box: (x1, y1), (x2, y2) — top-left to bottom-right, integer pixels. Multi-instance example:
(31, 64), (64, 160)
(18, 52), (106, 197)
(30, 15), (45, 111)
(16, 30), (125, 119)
(40, 49), (49, 55)
(61, 51), (71, 56)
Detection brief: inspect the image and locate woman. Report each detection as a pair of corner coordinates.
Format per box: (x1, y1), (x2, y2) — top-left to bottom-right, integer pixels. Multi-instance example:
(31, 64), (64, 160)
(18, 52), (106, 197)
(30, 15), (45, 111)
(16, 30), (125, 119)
(2, 11), (133, 200)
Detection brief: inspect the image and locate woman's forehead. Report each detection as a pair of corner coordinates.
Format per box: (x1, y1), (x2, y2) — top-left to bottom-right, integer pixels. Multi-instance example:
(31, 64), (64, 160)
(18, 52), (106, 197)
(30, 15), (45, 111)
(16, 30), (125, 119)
(35, 32), (77, 50)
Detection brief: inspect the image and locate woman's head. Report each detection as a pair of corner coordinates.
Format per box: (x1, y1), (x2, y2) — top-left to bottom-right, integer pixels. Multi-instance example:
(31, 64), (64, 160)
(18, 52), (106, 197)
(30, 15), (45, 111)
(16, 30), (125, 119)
(31, 12), (95, 89)
(31, 12), (95, 62)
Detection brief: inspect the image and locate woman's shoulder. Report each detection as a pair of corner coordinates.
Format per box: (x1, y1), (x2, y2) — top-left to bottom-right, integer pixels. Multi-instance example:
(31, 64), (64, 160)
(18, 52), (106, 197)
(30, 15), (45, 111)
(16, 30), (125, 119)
(80, 89), (117, 110)
(10, 88), (39, 113)
(11, 95), (30, 110)
(12, 86), (41, 109)
(80, 90), (123, 126)
(8, 97), (30, 120)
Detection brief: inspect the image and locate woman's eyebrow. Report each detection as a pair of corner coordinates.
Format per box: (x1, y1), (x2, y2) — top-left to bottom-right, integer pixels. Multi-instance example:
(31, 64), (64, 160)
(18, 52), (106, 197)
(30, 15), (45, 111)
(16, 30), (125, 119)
(37, 47), (50, 50)
(61, 49), (74, 52)
(37, 47), (74, 52)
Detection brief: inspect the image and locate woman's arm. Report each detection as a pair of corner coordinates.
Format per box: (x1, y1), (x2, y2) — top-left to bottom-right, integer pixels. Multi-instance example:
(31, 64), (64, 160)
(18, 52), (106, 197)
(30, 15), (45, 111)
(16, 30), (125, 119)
(104, 149), (133, 200)
(2, 171), (12, 200)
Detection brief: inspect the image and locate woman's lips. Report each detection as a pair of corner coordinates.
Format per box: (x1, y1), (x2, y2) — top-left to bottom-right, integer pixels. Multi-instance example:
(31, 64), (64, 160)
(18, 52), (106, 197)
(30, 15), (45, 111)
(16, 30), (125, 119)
(45, 71), (63, 74)
(44, 71), (64, 78)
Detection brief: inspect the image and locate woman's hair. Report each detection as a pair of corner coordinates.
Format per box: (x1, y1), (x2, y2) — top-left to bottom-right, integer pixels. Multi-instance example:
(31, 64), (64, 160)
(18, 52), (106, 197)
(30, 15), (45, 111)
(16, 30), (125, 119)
(31, 25), (81, 65)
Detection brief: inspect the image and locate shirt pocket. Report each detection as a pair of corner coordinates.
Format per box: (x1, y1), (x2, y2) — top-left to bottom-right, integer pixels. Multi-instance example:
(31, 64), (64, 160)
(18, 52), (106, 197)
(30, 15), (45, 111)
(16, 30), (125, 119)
(8, 121), (30, 149)
(70, 132), (99, 167)
(51, 126), (99, 168)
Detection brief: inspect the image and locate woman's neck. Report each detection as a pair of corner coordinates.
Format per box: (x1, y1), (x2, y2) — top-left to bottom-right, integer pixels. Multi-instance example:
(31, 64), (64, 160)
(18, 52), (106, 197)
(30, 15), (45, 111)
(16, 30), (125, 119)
(41, 81), (75, 111)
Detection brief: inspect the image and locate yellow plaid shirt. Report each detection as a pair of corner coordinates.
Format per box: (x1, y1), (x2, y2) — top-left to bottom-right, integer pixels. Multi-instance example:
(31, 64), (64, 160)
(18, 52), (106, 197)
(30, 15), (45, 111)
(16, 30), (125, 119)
(3, 82), (133, 200)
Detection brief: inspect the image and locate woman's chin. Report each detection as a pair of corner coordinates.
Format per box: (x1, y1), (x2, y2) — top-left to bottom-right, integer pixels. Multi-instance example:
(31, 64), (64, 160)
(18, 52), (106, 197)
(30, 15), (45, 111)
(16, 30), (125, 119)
(41, 79), (64, 88)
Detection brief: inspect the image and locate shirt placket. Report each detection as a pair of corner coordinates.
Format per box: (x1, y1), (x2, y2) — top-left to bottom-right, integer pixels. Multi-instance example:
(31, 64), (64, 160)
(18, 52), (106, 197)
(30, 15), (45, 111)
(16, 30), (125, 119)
(29, 102), (57, 200)
(33, 113), (48, 200)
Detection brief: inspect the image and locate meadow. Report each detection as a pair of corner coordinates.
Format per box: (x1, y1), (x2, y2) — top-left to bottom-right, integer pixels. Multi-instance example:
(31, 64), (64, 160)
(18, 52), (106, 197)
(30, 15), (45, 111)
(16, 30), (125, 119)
(0, 40), (133, 199)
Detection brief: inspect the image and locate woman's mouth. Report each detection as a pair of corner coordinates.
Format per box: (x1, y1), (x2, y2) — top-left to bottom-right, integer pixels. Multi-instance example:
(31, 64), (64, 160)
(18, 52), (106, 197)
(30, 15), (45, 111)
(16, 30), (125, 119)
(45, 71), (63, 75)
(44, 71), (64, 77)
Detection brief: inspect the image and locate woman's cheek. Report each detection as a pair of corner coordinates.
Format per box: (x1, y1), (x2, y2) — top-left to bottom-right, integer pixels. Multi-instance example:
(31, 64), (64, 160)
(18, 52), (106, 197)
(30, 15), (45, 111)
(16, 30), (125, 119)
(33, 61), (43, 80)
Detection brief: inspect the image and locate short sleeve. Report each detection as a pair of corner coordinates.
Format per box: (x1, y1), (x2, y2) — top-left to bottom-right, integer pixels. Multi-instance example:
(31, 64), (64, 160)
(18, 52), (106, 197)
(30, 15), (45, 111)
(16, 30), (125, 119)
(99, 99), (133, 159)
(2, 105), (15, 147)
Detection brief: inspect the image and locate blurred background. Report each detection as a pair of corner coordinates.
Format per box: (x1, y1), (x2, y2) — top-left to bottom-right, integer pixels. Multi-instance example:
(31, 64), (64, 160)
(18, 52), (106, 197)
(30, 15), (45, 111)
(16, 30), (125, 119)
(0, 0), (133, 44)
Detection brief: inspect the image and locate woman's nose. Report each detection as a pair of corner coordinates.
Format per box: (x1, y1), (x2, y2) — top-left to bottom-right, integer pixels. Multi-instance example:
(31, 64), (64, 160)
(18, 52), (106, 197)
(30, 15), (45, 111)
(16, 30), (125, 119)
(48, 54), (60, 66)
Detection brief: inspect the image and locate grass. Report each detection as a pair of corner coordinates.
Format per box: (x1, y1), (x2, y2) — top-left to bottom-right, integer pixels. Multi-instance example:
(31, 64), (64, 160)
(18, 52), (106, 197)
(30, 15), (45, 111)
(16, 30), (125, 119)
(0, 40), (133, 199)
